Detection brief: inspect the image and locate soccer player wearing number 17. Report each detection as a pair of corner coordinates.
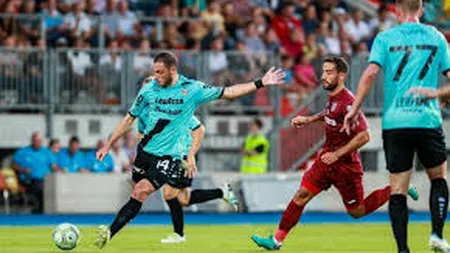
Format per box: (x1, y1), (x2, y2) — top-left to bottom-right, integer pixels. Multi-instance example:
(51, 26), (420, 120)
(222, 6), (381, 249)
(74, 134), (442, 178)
(343, 1), (450, 252)
(94, 51), (285, 249)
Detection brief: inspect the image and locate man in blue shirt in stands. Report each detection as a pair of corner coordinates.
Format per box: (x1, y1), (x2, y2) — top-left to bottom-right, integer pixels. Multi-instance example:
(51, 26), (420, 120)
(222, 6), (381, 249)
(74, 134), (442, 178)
(57, 136), (89, 173)
(86, 140), (114, 173)
(12, 131), (58, 213)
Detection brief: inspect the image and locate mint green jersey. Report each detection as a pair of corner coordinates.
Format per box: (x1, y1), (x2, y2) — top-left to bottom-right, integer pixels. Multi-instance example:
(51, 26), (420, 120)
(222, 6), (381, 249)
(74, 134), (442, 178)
(369, 23), (450, 129)
(129, 75), (222, 159)
(138, 111), (202, 157)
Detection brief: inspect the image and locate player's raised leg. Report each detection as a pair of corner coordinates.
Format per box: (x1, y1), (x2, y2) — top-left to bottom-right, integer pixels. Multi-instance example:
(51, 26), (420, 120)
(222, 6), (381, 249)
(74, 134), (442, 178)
(336, 167), (418, 219)
(178, 184), (239, 211)
(96, 178), (155, 249)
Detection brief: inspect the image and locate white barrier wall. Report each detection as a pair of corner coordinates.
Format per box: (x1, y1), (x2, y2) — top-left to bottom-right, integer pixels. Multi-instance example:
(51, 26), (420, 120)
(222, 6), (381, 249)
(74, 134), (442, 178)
(2, 114), (450, 149)
(44, 172), (433, 214)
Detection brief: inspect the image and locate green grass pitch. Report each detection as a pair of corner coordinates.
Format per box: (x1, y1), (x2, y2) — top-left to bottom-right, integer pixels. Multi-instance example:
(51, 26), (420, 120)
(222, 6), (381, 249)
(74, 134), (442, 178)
(0, 223), (443, 253)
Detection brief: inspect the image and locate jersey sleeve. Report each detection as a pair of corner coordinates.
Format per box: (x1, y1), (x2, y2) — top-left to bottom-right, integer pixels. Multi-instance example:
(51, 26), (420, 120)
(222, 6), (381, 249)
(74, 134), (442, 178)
(368, 34), (387, 68)
(438, 33), (450, 75)
(192, 81), (224, 104)
(128, 87), (150, 117)
(189, 116), (202, 131)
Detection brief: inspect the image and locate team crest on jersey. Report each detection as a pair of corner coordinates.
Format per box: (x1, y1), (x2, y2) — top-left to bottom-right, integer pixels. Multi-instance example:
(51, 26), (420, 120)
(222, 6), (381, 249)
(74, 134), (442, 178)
(182, 88), (188, 96)
(346, 105), (352, 112)
(331, 102), (337, 112)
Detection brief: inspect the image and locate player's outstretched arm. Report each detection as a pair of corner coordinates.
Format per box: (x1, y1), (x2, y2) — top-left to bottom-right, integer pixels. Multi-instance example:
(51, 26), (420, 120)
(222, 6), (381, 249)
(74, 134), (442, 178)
(184, 125), (205, 178)
(96, 114), (135, 161)
(221, 67), (285, 100)
(291, 111), (325, 128)
(342, 64), (380, 134)
(321, 130), (370, 165)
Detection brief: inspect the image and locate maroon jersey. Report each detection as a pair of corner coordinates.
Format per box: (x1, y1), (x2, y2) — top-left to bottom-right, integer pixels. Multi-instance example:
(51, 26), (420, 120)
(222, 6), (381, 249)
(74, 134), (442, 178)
(323, 88), (368, 163)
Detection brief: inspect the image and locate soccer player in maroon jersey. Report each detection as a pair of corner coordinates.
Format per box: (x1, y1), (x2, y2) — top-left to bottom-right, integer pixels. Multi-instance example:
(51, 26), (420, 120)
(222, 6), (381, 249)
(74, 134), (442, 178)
(251, 56), (418, 250)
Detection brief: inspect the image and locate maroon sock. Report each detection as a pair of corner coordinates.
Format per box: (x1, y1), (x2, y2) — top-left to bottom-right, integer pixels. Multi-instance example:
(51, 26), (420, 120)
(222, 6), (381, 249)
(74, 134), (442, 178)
(275, 200), (305, 243)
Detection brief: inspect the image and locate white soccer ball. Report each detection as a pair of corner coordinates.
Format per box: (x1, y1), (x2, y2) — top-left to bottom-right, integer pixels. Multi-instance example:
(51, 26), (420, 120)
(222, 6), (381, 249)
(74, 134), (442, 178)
(52, 223), (80, 251)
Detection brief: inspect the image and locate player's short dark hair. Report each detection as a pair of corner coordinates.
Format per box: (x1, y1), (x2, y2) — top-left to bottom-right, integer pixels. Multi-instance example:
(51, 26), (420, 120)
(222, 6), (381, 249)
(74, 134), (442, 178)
(153, 51), (178, 69)
(323, 56), (349, 74)
(69, 136), (80, 144)
(396, 0), (422, 13)
(253, 118), (263, 129)
(49, 138), (59, 147)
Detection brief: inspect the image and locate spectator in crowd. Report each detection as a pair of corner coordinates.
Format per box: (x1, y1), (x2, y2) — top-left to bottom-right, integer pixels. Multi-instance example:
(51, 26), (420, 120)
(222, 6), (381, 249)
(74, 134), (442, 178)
(233, 0), (254, 23)
(18, 0), (40, 43)
(252, 10), (268, 37)
(201, 0), (225, 33)
(57, 136), (88, 173)
(49, 138), (61, 155)
(316, 21), (340, 55)
(103, 0), (119, 41)
(272, 1), (305, 58)
(302, 33), (324, 62)
(280, 54), (304, 108)
(116, 0), (139, 43)
(0, 1), (20, 37)
(302, 4), (319, 35)
(293, 53), (319, 94)
(109, 136), (131, 173)
(62, 2), (93, 42)
(208, 36), (229, 85)
(67, 37), (93, 75)
(222, 1), (240, 39)
(344, 9), (370, 45)
(163, 22), (185, 49)
(133, 39), (153, 77)
(263, 28), (280, 53)
(42, 0), (65, 46)
(85, 0), (101, 46)
(86, 140), (114, 173)
(12, 132), (58, 213)
(100, 39), (121, 72)
(240, 119), (270, 174)
(238, 21), (267, 52)
(179, 38), (201, 78)
(180, 0), (207, 17)
(369, 4), (395, 33)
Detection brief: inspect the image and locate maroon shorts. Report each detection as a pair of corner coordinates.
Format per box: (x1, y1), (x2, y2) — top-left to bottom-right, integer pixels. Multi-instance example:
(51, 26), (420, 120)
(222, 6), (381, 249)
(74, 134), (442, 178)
(301, 157), (364, 210)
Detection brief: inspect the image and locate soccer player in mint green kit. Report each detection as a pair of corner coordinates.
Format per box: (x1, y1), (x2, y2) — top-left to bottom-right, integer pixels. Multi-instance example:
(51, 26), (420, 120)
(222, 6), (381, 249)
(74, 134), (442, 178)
(95, 51), (285, 248)
(137, 106), (239, 244)
(343, 0), (450, 252)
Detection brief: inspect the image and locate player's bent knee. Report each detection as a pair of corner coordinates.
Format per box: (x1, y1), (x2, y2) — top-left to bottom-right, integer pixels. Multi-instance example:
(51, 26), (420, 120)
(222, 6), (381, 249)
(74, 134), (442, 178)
(163, 186), (179, 201)
(178, 196), (190, 206)
(177, 189), (191, 206)
(347, 206), (365, 219)
(292, 188), (314, 206)
(426, 162), (447, 181)
(131, 180), (155, 201)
